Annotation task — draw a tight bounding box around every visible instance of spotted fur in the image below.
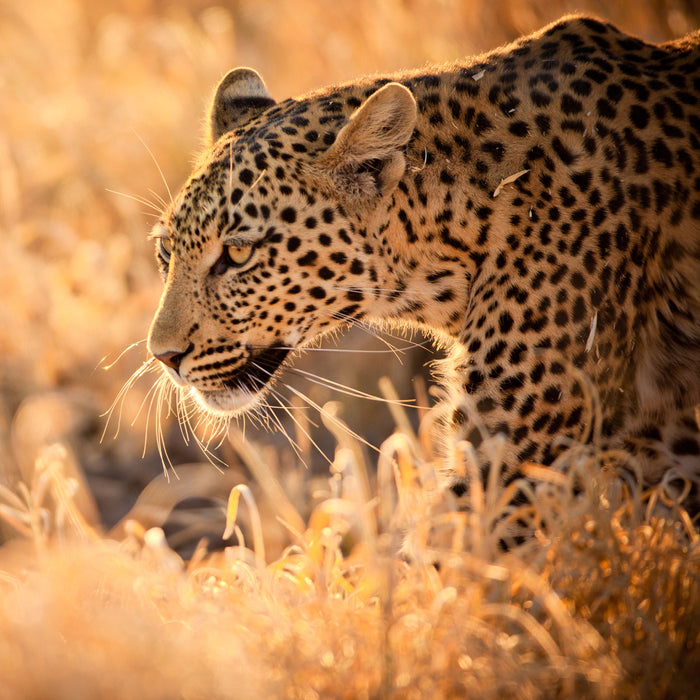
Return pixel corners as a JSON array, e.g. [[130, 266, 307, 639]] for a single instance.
[[148, 16, 700, 507]]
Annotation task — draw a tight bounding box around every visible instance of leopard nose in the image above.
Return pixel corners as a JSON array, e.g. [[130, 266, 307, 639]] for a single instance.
[[154, 344, 193, 373]]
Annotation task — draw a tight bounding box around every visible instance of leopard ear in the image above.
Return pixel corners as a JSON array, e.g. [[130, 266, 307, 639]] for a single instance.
[[209, 68, 276, 144], [319, 82, 417, 206]]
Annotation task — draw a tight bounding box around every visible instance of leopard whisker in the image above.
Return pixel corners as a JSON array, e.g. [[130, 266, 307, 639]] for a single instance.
[[179, 386, 208, 448], [242, 397, 271, 431], [335, 311, 424, 347], [177, 389, 228, 471], [249, 356, 381, 455], [284, 381, 380, 454], [147, 187, 169, 211], [150, 375, 178, 478], [99, 338, 148, 371], [283, 365, 417, 407], [249, 365, 333, 465], [244, 384, 311, 469], [246, 341, 429, 355], [138, 370, 172, 431], [265, 407, 309, 468], [105, 188, 164, 215], [200, 405, 233, 454], [218, 371, 310, 461], [133, 129, 173, 205], [101, 357, 159, 442], [160, 382, 180, 477], [330, 312, 420, 361]]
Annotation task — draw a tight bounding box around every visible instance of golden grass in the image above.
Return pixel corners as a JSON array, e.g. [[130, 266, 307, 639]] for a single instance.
[[2, 1, 700, 698], [0, 416, 698, 699]]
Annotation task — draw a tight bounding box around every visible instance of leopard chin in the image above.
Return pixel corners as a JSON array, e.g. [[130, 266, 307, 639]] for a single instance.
[[192, 386, 261, 415]]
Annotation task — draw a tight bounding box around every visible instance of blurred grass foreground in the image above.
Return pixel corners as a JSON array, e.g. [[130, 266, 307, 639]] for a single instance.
[[0, 1, 699, 698]]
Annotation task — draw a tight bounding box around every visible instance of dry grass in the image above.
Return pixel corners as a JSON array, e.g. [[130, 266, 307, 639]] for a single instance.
[[1, 1, 699, 698], [0, 421, 698, 699]]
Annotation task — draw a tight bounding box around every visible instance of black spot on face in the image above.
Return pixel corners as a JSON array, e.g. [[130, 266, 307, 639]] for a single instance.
[[350, 259, 364, 275], [309, 286, 326, 299], [281, 207, 297, 223], [297, 251, 318, 266]]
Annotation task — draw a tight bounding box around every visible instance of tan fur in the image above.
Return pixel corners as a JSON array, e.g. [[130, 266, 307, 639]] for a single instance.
[[149, 15, 700, 508]]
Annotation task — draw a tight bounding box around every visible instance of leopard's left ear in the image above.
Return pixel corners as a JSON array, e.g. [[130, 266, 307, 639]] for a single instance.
[[319, 82, 417, 207], [209, 68, 276, 144]]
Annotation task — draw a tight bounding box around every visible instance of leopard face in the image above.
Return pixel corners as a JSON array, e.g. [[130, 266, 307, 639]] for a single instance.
[[148, 74, 418, 414], [147, 16, 700, 502]]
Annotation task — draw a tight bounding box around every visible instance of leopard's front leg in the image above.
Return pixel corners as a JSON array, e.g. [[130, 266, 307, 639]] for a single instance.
[[442, 272, 597, 498]]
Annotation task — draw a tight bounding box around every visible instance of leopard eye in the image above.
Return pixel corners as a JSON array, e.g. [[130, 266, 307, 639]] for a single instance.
[[227, 244, 253, 266], [211, 244, 254, 275], [158, 235, 173, 262]]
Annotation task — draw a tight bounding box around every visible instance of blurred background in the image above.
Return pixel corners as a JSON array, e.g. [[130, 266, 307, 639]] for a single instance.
[[0, 0, 697, 542]]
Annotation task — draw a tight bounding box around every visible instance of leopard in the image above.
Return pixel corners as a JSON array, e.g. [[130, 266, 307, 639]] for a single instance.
[[146, 15, 700, 513]]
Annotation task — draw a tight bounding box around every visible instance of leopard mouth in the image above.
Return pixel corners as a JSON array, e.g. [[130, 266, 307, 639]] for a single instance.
[[221, 345, 291, 394], [193, 344, 291, 414]]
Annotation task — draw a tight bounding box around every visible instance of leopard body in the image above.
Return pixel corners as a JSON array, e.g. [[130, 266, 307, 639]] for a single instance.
[[148, 16, 700, 502]]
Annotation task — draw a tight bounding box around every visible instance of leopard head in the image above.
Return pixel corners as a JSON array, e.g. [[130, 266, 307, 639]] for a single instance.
[[147, 68, 416, 414]]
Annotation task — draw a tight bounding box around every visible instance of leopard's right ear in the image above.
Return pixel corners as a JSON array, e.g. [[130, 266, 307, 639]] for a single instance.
[[208, 68, 276, 144]]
